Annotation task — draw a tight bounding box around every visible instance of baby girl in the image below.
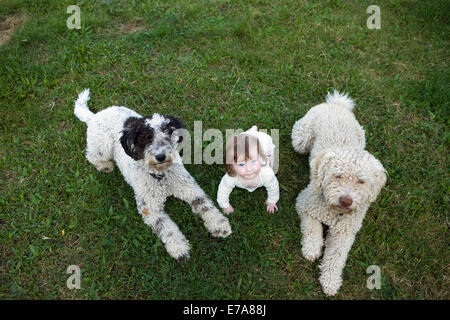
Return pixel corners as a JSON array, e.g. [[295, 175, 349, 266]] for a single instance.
[[217, 126, 279, 214]]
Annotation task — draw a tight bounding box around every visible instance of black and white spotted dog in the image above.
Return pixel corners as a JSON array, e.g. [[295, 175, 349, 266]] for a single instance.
[[74, 89, 232, 261]]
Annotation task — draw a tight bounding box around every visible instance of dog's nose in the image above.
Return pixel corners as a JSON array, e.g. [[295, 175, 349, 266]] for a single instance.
[[155, 153, 166, 162], [339, 195, 353, 208]]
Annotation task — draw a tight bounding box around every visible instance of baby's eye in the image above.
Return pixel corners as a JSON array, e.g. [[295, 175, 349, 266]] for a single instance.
[[239, 163, 245, 167]]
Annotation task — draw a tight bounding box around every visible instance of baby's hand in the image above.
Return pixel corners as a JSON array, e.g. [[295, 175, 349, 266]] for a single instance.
[[224, 206, 234, 215], [266, 202, 278, 214]]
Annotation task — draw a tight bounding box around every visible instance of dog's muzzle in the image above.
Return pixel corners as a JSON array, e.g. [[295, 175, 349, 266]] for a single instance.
[[331, 204, 353, 214], [330, 194, 354, 214], [148, 154, 173, 172]]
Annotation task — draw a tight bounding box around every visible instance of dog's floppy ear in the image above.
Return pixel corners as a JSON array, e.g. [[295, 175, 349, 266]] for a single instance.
[[166, 115, 185, 130], [368, 156, 387, 203], [120, 117, 144, 160], [166, 115, 185, 143], [310, 151, 335, 191]]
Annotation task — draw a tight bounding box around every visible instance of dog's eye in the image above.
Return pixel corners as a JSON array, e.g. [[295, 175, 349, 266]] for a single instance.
[[335, 175, 342, 179], [358, 179, 365, 184], [170, 132, 180, 143]]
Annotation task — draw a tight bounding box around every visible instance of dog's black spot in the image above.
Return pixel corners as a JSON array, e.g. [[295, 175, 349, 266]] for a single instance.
[[191, 197, 205, 207], [101, 167, 112, 173], [150, 173, 165, 181], [120, 117, 154, 160], [153, 217, 166, 236], [191, 197, 207, 212], [161, 115, 185, 143], [164, 115, 185, 132], [212, 229, 223, 236], [137, 199, 147, 209], [191, 198, 214, 213], [200, 206, 212, 213], [176, 254, 189, 263]]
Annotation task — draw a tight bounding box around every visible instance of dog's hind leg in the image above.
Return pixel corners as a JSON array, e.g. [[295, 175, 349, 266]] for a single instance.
[[291, 110, 316, 154], [136, 196, 190, 262], [85, 125, 115, 173]]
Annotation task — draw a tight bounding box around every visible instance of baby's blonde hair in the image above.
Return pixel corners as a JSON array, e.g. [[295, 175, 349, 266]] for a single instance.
[[224, 134, 267, 177]]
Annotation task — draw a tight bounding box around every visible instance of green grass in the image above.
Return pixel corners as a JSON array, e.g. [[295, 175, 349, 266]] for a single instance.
[[0, 0, 448, 299]]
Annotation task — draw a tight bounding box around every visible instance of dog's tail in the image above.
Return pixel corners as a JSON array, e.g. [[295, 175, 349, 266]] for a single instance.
[[325, 90, 354, 112], [74, 88, 94, 123]]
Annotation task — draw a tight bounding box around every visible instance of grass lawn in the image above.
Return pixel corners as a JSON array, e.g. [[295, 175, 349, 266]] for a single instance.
[[0, 0, 448, 299]]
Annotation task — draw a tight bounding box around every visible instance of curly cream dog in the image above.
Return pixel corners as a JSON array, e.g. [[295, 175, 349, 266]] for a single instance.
[[292, 91, 386, 296], [74, 89, 232, 262]]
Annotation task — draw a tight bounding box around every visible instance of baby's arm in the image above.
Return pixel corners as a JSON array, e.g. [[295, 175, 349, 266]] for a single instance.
[[263, 168, 280, 213], [217, 174, 236, 214]]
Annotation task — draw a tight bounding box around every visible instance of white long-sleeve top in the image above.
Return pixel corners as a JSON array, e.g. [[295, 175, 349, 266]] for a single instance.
[[217, 166, 280, 209]]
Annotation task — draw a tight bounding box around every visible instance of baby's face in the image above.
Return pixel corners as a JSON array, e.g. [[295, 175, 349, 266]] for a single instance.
[[233, 159, 262, 180]]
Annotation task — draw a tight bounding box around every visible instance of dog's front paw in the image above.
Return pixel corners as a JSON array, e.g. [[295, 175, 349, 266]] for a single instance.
[[302, 246, 321, 262], [165, 238, 191, 262], [175, 252, 190, 263], [301, 241, 323, 262], [319, 272, 342, 296], [206, 216, 232, 238]]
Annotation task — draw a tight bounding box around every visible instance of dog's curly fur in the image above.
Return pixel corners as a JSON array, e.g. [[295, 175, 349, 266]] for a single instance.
[[292, 91, 387, 296], [74, 89, 232, 262]]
